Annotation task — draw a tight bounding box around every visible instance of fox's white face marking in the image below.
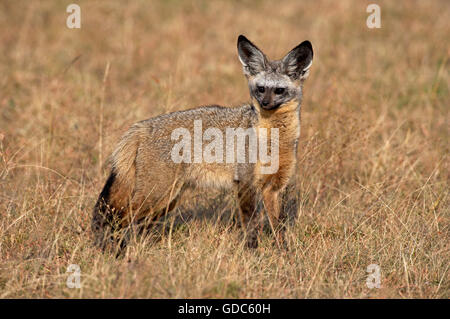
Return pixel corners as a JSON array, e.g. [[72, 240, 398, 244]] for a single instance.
[[237, 35, 313, 110]]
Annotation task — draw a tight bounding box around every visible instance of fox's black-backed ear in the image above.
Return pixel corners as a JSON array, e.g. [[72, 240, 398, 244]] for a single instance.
[[282, 40, 313, 80], [237, 35, 268, 76]]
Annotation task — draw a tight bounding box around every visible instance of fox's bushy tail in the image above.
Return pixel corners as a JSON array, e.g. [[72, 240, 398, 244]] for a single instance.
[[91, 126, 140, 249]]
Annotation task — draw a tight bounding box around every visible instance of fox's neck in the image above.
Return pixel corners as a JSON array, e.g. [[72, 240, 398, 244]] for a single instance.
[[253, 98, 301, 139], [251, 98, 301, 161]]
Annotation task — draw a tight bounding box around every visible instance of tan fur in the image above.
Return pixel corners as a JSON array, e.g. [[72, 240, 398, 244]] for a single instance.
[[92, 36, 313, 250], [94, 100, 300, 246], [256, 98, 300, 189]]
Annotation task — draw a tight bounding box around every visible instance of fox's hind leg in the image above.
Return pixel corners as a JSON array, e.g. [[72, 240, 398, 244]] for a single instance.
[[133, 183, 187, 237], [92, 171, 186, 255], [110, 183, 187, 256]]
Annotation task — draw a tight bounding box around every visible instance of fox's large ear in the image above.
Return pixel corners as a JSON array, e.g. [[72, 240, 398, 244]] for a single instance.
[[237, 35, 268, 76], [282, 40, 313, 80]]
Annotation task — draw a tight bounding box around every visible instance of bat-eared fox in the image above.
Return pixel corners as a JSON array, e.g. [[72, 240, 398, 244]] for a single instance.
[[92, 35, 313, 253]]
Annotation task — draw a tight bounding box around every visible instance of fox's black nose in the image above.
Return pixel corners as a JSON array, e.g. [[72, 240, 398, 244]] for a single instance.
[[262, 101, 269, 106]]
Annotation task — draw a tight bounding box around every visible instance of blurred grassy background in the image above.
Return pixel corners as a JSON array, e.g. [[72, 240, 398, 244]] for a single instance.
[[0, 0, 448, 298]]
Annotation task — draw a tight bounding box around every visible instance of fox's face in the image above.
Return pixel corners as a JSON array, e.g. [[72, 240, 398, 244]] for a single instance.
[[237, 35, 313, 110]]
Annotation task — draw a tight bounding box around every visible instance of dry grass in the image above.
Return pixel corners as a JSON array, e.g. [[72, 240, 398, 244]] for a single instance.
[[0, 0, 449, 298]]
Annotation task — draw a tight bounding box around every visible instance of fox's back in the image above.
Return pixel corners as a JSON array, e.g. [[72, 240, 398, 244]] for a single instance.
[[121, 104, 258, 191], [129, 104, 256, 158]]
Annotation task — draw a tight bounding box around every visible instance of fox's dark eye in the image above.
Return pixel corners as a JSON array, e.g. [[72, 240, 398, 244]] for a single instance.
[[257, 86, 265, 93], [274, 87, 285, 95]]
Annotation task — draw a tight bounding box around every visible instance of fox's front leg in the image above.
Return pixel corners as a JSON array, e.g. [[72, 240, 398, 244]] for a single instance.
[[237, 184, 262, 248], [262, 188, 286, 248]]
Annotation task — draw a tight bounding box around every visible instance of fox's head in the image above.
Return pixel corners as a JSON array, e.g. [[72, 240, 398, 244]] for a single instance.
[[237, 35, 313, 111]]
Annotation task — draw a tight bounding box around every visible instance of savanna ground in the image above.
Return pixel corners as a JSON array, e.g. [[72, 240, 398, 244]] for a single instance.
[[0, 0, 448, 298]]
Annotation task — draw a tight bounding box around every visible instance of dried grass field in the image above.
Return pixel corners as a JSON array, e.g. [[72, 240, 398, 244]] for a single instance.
[[0, 0, 448, 298]]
